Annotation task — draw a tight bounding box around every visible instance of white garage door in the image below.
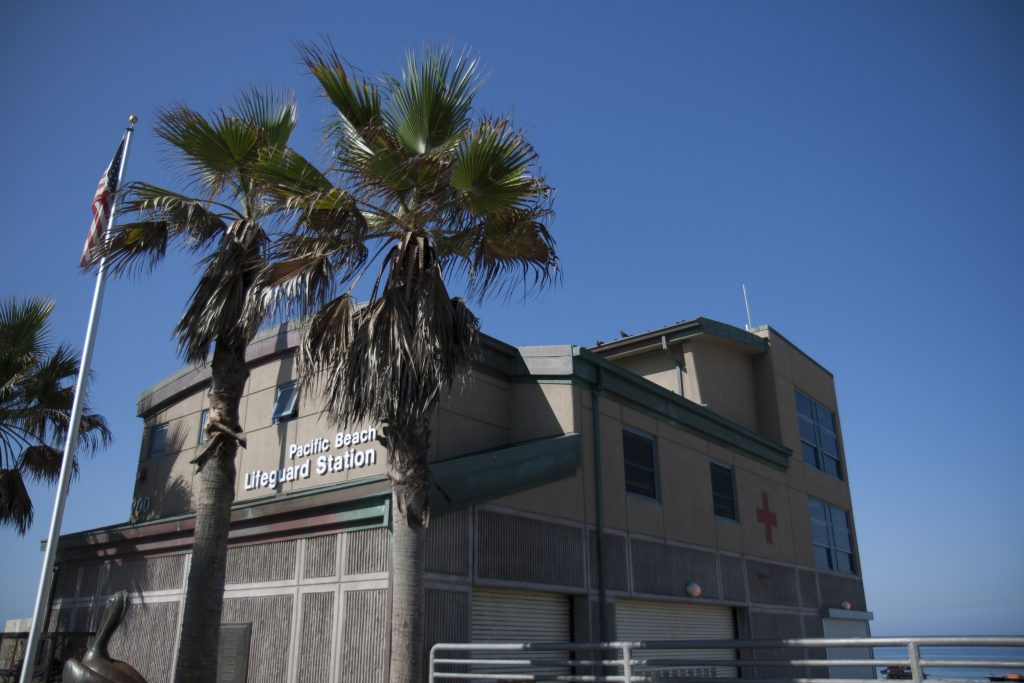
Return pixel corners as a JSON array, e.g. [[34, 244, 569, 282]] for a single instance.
[[471, 588, 571, 678], [823, 617, 873, 679], [616, 599, 737, 678]]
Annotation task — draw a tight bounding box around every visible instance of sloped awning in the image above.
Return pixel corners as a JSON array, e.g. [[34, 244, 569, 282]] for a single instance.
[[429, 433, 581, 515]]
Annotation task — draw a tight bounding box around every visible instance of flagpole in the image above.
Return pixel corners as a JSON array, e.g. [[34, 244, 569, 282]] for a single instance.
[[19, 115, 137, 683]]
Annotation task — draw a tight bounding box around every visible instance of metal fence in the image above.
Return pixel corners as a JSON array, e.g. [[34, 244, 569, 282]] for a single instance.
[[0, 632, 93, 683], [429, 636, 1024, 683]]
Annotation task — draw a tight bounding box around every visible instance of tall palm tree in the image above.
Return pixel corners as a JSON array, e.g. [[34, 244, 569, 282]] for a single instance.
[[94, 91, 332, 683], [0, 297, 111, 534], [258, 46, 558, 681]]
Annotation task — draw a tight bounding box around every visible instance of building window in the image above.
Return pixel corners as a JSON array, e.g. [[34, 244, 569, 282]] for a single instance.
[[197, 409, 209, 445], [271, 382, 299, 424], [623, 428, 657, 499], [148, 423, 168, 459], [809, 498, 856, 574], [795, 390, 842, 478], [710, 462, 737, 520]]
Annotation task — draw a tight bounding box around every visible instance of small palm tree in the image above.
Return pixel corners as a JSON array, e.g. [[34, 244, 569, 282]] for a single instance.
[[258, 45, 558, 681], [95, 90, 330, 683], [0, 297, 111, 534]]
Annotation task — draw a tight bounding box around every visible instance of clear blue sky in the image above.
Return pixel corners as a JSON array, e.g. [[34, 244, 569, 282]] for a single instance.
[[2, 1, 1021, 636]]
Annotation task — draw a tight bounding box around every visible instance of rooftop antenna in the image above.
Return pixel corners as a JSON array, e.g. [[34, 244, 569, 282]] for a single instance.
[[742, 284, 754, 331]]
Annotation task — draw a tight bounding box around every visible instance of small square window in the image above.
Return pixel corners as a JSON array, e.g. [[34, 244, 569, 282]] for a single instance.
[[271, 382, 299, 424], [623, 428, 657, 499], [148, 423, 168, 459], [197, 409, 209, 445], [710, 462, 737, 521]]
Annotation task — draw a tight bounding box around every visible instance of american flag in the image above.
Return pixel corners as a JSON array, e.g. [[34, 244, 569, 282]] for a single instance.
[[80, 137, 126, 267]]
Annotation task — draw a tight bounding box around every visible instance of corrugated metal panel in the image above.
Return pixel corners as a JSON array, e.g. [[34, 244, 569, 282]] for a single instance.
[[107, 600, 179, 683], [426, 509, 470, 576], [471, 588, 570, 678], [425, 589, 470, 675], [477, 510, 585, 587], [54, 566, 78, 599], [589, 531, 628, 592], [225, 540, 297, 584], [341, 589, 388, 683], [630, 539, 720, 599], [104, 554, 187, 593], [221, 594, 293, 683], [297, 592, 334, 683], [616, 599, 736, 678], [823, 618, 873, 679], [304, 534, 338, 579], [345, 528, 389, 575]]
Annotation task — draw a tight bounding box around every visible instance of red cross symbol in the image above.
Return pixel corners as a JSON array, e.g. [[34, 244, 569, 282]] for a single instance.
[[756, 492, 778, 544]]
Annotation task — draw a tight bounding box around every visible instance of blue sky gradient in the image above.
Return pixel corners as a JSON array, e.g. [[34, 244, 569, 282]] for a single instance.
[[1, 1, 1021, 635]]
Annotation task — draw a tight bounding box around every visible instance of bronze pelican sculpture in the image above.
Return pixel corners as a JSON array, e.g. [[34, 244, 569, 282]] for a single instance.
[[63, 591, 147, 683]]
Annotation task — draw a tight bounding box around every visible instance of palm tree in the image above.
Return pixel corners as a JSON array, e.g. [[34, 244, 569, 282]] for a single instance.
[[94, 91, 333, 683], [0, 297, 111, 534], [258, 46, 558, 681]]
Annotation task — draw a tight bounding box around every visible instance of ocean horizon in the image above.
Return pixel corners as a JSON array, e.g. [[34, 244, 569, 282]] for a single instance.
[[872, 646, 1024, 681]]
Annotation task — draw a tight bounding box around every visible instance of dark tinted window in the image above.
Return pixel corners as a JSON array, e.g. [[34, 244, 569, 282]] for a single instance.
[[710, 463, 737, 520], [148, 424, 168, 459], [623, 429, 657, 499]]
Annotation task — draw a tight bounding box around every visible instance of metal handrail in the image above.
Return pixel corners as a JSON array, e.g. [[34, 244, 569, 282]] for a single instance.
[[429, 636, 1024, 683]]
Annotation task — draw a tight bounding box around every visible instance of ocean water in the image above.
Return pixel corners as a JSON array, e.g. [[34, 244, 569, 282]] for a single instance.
[[873, 646, 1024, 681]]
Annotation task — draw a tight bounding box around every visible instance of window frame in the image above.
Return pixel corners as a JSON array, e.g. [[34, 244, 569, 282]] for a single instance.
[[147, 423, 168, 460], [622, 427, 659, 500], [197, 409, 209, 445], [271, 382, 299, 424], [795, 389, 843, 479], [709, 461, 738, 521], [808, 498, 856, 575]]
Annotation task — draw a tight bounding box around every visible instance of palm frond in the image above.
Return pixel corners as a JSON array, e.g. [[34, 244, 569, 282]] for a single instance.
[[96, 183, 232, 277], [385, 49, 479, 156], [18, 445, 76, 484], [300, 41, 382, 133], [0, 468, 32, 535], [450, 118, 537, 214], [175, 232, 268, 363], [232, 87, 298, 150]]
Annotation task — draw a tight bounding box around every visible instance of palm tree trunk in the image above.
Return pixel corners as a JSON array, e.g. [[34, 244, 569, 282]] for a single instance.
[[389, 490, 425, 682], [174, 342, 247, 683], [387, 422, 431, 683]]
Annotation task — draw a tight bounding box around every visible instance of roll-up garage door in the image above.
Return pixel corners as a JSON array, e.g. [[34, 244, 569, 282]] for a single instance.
[[615, 599, 737, 678], [823, 617, 873, 679], [471, 588, 571, 678]]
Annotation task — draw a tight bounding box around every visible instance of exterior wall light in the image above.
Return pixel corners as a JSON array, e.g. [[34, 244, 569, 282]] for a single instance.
[[686, 583, 702, 598]]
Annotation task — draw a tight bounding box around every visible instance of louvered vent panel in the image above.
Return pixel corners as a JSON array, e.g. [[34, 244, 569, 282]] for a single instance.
[[104, 554, 187, 593], [345, 527, 389, 575], [107, 600, 179, 683], [476, 510, 584, 587], [221, 594, 293, 683], [225, 540, 297, 584], [426, 509, 470, 576], [630, 538, 720, 599], [298, 592, 334, 683], [341, 589, 388, 683], [304, 535, 337, 579]]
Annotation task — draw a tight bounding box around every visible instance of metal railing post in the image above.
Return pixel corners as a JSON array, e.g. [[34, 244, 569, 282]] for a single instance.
[[622, 643, 633, 683], [908, 641, 925, 683]]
